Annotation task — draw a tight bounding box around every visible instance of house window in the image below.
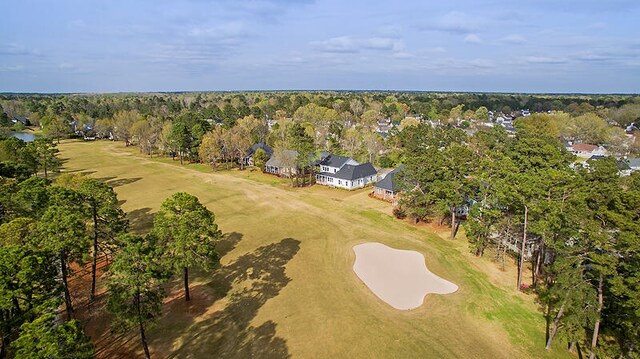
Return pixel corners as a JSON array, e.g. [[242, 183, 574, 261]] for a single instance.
[[338, 180, 342, 185]]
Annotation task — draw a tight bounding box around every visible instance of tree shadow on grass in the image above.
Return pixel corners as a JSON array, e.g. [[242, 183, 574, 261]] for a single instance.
[[127, 207, 154, 234], [160, 238, 301, 359], [217, 232, 243, 258], [78, 170, 97, 176], [94, 175, 117, 183], [106, 177, 142, 188]]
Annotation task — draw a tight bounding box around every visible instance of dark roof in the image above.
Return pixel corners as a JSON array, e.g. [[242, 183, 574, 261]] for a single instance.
[[331, 163, 377, 181], [374, 166, 405, 192], [12, 116, 29, 125], [312, 151, 330, 165], [318, 154, 353, 168], [617, 160, 631, 171], [587, 155, 606, 162], [247, 143, 273, 158]]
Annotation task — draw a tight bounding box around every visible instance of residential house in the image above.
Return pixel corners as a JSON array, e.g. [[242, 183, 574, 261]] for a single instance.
[[618, 157, 640, 176], [584, 155, 640, 176], [566, 143, 607, 158], [372, 166, 404, 205], [11, 116, 30, 126], [316, 154, 377, 190], [317, 154, 358, 174], [587, 155, 607, 163], [241, 143, 273, 167], [376, 118, 394, 134], [627, 157, 640, 172], [265, 150, 298, 176]]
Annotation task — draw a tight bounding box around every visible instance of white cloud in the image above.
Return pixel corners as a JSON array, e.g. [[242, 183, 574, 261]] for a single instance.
[[0, 43, 43, 57], [429, 47, 447, 53], [464, 34, 483, 44], [187, 21, 249, 43], [393, 52, 414, 59], [525, 56, 567, 64], [499, 34, 526, 44], [423, 11, 482, 34], [312, 36, 404, 54], [0, 65, 25, 72], [58, 63, 76, 70]]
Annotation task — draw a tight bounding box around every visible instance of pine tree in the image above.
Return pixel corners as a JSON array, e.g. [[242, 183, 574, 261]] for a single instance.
[[76, 178, 128, 302], [11, 311, 94, 359], [153, 192, 221, 301], [36, 187, 90, 320], [107, 233, 169, 359]]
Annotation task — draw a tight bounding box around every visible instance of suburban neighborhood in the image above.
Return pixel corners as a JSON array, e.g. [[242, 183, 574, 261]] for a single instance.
[[2, 0, 640, 356]]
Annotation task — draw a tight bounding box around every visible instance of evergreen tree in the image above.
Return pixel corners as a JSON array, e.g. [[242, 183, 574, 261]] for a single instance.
[[27, 139, 60, 179], [36, 187, 90, 320], [11, 311, 94, 359], [0, 245, 60, 357], [153, 192, 221, 301], [76, 178, 128, 302], [107, 233, 169, 359], [253, 148, 268, 171]]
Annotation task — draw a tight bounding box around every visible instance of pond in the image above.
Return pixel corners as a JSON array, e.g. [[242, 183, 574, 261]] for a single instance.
[[10, 132, 39, 142]]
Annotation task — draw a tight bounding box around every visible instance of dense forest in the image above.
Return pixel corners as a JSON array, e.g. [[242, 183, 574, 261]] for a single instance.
[[1, 91, 639, 358]]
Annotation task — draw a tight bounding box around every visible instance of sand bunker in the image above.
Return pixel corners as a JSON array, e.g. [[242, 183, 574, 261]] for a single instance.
[[353, 242, 458, 310]]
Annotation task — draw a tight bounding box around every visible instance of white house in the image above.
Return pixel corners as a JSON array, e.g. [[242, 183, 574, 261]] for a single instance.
[[317, 154, 359, 174], [316, 154, 377, 190]]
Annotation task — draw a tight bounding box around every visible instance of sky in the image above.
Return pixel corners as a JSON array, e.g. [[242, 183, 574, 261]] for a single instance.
[[1, 0, 639, 93]]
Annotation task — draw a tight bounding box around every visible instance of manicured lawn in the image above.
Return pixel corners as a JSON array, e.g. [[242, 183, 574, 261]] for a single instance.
[[59, 140, 570, 359]]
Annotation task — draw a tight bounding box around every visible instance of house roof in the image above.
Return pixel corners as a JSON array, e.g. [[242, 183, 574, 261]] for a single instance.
[[374, 165, 405, 192], [11, 116, 29, 124], [572, 143, 598, 152], [330, 163, 377, 181], [265, 150, 297, 168], [587, 155, 607, 162], [247, 143, 273, 158], [627, 158, 640, 168], [617, 160, 631, 171], [318, 154, 355, 168]]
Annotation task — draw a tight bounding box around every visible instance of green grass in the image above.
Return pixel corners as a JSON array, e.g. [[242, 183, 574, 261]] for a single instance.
[[58, 140, 571, 359]]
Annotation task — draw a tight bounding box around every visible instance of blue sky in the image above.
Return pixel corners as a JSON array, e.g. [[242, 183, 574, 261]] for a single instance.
[[1, 0, 639, 93]]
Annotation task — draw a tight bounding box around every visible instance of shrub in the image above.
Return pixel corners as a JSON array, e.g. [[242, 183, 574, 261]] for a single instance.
[[378, 155, 395, 168], [392, 206, 407, 219]]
